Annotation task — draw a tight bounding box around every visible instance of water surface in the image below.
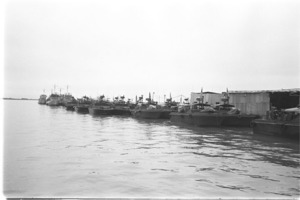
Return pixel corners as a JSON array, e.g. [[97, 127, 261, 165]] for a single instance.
[[3, 100, 300, 198]]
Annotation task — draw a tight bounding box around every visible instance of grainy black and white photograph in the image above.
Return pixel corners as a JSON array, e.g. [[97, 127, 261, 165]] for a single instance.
[[2, 0, 300, 199]]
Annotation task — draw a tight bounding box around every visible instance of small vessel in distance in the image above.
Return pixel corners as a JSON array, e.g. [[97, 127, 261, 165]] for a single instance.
[[88, 95, 114, 115], [252, 106, 300, 139], [170, 89, 259, 127], [38, 93, 47, 105], [46, 93, 60, 106], [74, 96, 92, 113]]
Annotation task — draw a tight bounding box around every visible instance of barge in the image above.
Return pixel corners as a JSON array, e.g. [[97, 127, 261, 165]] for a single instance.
[[252, 107, 299, 139], [170, 89, 259, 127], [170, 111, 258, 127]]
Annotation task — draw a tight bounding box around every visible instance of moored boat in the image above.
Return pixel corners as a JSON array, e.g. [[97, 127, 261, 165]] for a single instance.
[[170, 89, 259, 127], [159, 94, 179, 119], [131, 93, 172, 119], [74, 96, 92, 113], [46, 93, 60, 106], [252, 106, 300, 139], [170, 111, 258, 127], [66, 102, 77, 111], [65, 97, 77, 111], [38, 94, 47, 105], [131, 108, 163, 119], [60, 93, 75, 107], [111, 96, 131, 115], [88, 95, 114, 115]]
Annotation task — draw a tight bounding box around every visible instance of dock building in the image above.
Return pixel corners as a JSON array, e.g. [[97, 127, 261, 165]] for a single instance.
[[190, 89, 300, 117]]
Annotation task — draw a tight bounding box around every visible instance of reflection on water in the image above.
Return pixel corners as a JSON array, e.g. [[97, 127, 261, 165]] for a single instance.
[[3, 101, 300, 198]]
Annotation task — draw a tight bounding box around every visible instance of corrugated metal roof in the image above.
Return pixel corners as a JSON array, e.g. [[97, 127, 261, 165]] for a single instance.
[[228, 88, 300, 94], [191, 91, 220, 94]]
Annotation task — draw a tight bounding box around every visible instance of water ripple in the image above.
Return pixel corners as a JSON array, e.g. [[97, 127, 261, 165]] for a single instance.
[[4, 101, 300, 198]]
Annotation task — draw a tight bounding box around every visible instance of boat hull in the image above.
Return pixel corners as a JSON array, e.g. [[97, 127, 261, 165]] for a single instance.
[[88, 107, 114, 115], [61, 95, 75, 107], [112, 109, 131, 115], [65, 102, 77, 111], [131, 110, 164, 119], [160, 110, 171, 119], [170, 112, 258, 127], [66, 105, 75, 111], [38, 95, 47, 105], [46, 100, 60, 106], [75, 105, 90, 113], [38, 100, 47, 105], [252, 119, 299, 139]]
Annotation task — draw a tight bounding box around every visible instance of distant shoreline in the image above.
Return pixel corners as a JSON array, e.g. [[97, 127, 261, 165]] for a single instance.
[[3, 98, 38, 101]]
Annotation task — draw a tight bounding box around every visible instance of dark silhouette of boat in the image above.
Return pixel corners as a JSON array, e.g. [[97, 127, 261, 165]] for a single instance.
[[73, 96, 91, 113], [65, 99, 77, 111], [38, 93, 47, 105], [111, 96, 131, 115], [159, 94, 179, 119], [88, 95, 114, 115], [170, 89, 259, 127], [131, 93, 174, 119], [46, 93, 60, 106], [252, 106, 300, 139], [60, 93, 75, 107], [66, 104, 76, 111]]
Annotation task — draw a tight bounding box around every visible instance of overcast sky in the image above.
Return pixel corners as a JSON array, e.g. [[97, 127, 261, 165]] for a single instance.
[[4, 0, 299, 101]]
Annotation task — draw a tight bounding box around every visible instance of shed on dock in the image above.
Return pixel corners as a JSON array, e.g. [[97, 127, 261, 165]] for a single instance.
[[228, 91, 270, 116], [191, 89, 300, 117], [229, 89, 300, 117]]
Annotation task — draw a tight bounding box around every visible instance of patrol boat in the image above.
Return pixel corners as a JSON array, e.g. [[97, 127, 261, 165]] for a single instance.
[[88, 95, 114, 115], [131, 93, 171, 119], [170, 89, 259, 127]]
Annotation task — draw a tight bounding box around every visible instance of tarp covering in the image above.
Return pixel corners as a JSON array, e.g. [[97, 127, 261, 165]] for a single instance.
[[284, 107, 300, 113]]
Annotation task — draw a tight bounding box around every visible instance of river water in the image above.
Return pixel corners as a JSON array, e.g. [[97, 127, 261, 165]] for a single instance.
[[3, 100, 300, 198]]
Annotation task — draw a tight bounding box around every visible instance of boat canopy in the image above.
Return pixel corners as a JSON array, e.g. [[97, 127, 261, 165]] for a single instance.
[[284, 107, 300, 113], [215, 104, 235, 108]]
